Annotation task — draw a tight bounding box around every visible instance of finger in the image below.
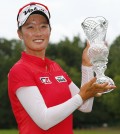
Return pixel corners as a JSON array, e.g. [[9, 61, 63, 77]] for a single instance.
[[102, 84, 116, 89], [108, 85, 116, 89], [95, 93, 102, 97], [103, 85, 116, 92], [96, 82, 116, 89], [89, 77, 97, 86], [97, 84, 116, 93], [92, 83, 109, 93], [91, 79, 107, 88], [96, 82, 109, 89], [86, 41, 90, 47]]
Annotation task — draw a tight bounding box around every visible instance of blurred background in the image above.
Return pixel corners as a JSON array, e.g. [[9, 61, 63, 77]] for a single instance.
[[0, 0, 120, 132]]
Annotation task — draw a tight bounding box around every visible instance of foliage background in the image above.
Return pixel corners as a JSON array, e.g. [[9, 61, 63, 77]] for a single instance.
[[0, 35, 120, 129]]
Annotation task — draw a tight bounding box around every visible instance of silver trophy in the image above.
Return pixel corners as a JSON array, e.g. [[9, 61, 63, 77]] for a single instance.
[[81, 16, 114, 93]]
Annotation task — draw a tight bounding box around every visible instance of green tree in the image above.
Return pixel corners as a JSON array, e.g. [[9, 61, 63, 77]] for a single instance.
[[0, 38, 23, 128]]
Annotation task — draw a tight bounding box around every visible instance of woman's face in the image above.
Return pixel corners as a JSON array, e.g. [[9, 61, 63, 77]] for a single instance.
[[18, 14, 51, 57]]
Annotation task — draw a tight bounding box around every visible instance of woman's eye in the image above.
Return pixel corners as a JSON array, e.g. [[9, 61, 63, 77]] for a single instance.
[[27, 26, 34, 29], [41, 25, 46, 28], [42, 25, 46, 28], [41, 24, 48, 28]]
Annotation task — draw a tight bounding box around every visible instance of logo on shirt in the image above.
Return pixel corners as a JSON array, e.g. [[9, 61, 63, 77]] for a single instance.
[[40, 77, 52, 84], [55, 76, 67, 83]]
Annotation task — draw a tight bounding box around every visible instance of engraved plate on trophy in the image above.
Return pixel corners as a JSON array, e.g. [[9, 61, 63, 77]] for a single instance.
[[81, 16, 114, 93]]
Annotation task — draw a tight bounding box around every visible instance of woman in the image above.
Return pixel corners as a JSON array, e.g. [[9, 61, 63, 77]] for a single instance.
[[8, 2, 116, 134]]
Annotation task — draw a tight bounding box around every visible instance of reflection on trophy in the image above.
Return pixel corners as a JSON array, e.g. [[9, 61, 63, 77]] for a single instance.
[[81, 16, 114, 93]]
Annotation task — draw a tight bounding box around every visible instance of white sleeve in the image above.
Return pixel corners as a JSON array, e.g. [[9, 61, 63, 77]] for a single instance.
[[81, 65, 94, 86], [69, 65, 94, 112], [16, 86, 83, 130]]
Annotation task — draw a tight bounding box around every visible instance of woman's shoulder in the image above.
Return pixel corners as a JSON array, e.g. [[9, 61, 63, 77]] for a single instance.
[[46, 58, 59, 66], [46, 58, 64, 72], [9, 59, 30, 75]]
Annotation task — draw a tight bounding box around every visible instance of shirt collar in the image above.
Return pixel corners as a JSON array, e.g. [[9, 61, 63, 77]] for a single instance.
[[21, 51, 49, 68]]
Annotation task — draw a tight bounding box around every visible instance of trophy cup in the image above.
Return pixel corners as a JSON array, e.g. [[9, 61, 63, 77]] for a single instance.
[[81, 16, 114, 93]]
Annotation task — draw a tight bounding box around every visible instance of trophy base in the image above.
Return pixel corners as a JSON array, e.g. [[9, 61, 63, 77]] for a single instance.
[[96, 76, 114, 94]]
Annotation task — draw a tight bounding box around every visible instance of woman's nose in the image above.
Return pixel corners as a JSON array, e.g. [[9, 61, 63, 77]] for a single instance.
[[35, 27, 42, 36]]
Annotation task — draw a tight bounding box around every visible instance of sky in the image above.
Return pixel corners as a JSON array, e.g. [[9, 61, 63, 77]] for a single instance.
[[0, 0, 120, 44]]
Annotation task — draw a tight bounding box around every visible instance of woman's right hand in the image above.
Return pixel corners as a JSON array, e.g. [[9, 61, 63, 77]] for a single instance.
[[79, 77, 116, 101]]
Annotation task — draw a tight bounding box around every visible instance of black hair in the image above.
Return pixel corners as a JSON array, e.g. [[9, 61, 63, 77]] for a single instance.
[[30, 11, 50, 24]]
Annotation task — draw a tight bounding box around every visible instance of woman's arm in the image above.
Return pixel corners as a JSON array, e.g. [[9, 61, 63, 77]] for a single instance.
[[16, 86, 83, 130], [69, 65, 94, 113]]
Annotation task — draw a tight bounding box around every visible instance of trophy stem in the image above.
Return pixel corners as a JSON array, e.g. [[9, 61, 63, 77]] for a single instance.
[[93, 63, 107, 78]]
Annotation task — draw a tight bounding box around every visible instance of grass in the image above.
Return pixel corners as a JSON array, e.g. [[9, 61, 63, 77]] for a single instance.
[[0, 128, 120, 134], [0, 129, 18, 134], [74, 127, 120, 134]]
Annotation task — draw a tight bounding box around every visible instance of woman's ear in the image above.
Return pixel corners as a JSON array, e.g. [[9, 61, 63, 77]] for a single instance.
[[17, 29, 23, 40]]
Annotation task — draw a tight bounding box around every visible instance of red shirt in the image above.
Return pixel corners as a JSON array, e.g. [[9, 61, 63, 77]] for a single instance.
[[8, 52, 73, 134]]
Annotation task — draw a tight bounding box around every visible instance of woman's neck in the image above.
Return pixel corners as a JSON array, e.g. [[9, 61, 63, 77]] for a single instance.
[[25, 50, 46, 59]]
